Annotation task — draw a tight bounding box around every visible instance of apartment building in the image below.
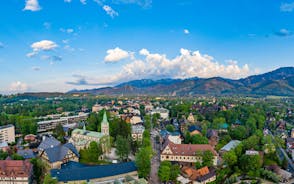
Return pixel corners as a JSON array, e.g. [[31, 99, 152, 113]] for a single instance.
[[0, 124, 15, 143]]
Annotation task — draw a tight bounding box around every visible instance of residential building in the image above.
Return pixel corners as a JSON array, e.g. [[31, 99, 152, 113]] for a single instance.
[[0, 160, 33, 184], [130, 116, 143, 125], [182, 166, 216, 184], [160, 141, 218, 166], [167, 135, 181, 144], [188, 125, 202, 136], [219, 140, 241, 155], [17, 149, 36, 159], [151, 107, 169, 119], [0, 124, 15, 143], [51, 161, 138, 183], [131, 124, 145, 141], [37, 113, 88, 133], [0, 141, 9, 152], [187, 113, 195, 123], [92, 104, 104, 112], [38, 136, 79, 169], [69, 111, 109, 151]]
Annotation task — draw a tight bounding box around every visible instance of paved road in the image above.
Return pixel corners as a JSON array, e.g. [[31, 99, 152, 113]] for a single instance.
[[149, 129, 160, 184], [268, 130, 294, 173]]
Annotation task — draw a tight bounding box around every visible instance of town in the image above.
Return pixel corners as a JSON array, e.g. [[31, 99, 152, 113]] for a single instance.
[[0, 95, 293, 184]]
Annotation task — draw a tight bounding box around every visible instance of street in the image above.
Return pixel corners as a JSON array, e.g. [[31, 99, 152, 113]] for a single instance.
[[149, 129, 160, 184]]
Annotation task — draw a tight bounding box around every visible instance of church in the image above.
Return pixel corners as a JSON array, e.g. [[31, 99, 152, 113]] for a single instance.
[[69, 111, 110, 151]]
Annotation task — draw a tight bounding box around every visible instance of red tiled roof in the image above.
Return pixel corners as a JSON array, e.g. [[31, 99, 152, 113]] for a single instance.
[[162, 141, 217, 156], [0, 160, 32, 178]]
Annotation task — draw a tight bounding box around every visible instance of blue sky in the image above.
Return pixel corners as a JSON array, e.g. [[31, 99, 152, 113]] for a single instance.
[[0, 0, 294, 93]]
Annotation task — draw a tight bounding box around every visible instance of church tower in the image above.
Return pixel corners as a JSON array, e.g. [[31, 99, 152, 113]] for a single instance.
[[101, 111, 109, 136]]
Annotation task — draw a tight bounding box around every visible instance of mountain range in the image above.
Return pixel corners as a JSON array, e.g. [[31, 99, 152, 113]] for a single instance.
[[69, 67, 294, 96]]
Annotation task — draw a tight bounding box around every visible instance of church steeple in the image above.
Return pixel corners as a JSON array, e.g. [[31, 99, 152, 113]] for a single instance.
[[101, 110, 109, 136]]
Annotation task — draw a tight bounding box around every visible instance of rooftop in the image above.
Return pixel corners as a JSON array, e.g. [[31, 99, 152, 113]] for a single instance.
[[220, 140, 241, 152], [51, 161, 137, 182], [0, 124, 14, 130]]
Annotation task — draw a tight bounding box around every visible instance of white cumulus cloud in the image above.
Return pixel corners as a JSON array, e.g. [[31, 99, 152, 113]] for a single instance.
[[23, 0, 41, 11], [31, 40, 58, 52], [103, 5, 119, 18], [96, 48, 253, 85], [9, 81, 29, 92], [27, 40, 58, 58], [104, 47, 130, 62]]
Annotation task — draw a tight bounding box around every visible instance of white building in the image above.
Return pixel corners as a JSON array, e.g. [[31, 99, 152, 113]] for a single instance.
[[131, 124, 145, 141], [151, 107, 169, 119], [167, 135, 181, 144], [0, 124, 15, 144], [130, 116, 143, 125]]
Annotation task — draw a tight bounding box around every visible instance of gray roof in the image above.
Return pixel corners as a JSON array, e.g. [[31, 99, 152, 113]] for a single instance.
[[44, 143, 79, 163], [0, 124, 14, 130], [220, 140, 241, 152], [38, 136, 60, 150], [17, 149, 36, 159]]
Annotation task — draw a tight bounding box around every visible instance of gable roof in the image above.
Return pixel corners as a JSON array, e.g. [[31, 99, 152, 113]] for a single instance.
[[162, 141, 217, 156], [220, 140, 241, 152], [188, 125, 202, 133], [51, 161, 137, 182], [38, 136, 60, 150], [43, 143, 79, 163], [0, 160, 32, 178]]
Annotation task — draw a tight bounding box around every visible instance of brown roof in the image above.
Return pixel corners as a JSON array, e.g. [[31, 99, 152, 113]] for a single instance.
[[162, 141, 217, 156], [182, 166, 212, 181], [0, 160, 32, 178]]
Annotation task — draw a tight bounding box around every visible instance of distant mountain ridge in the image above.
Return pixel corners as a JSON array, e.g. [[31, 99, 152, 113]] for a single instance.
[[68, 67, 294, 96]]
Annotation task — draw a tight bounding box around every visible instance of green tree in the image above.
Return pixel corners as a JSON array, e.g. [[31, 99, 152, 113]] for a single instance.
[[31, 158, 46, 184], [201, 150, 214, 167], [229, 126, 247, 140], [135, 147, 152, 178], [158, 161, 171, 182], [43, 174, 58, 184], [88, 141, 102, 162], [0, 150, 8, 160], [166, 124, 175, 132], [170, 164, 180, 182], [240, 155, 262, 174], [53, 123, 65, 143], [115, 135, 130, 161], [11, 153, 24, 160], [191, 134, 209, 144], [223, 151, 237, 167]]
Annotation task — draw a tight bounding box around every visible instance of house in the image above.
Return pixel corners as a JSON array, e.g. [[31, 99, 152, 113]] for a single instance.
[[17, 149, 36, 159], [167, 134, 182, 144], [151, 107, 169, 119], [69, 111, 110, 151], [51, 161, 138, 183], [0, 124, 15, 143], [219, 140, 241, 155], [206, 130, 218, 148], [160, 141, 218, 166], [187, 113, 195, 123], [24, 134, 37, 142], [182, 166, 216, 184], [131, 124, 145, 141], [130, 116, 143, 125], [188, 125, 202, 136], [38, 136, 79, 169], [0, 160, 33, 184], [0, 141, 9, 152]]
